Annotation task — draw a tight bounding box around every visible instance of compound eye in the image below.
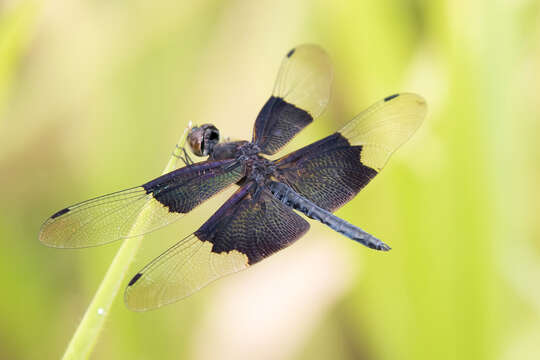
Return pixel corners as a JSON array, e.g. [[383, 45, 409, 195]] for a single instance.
[[187, 124, 220, 157]]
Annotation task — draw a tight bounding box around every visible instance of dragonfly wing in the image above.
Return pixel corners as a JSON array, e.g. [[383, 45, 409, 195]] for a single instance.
[[39, 160, 245, 248], [252, 44, 333, 155], [277, 93, 427, 211], [125, 184, 309, 311]]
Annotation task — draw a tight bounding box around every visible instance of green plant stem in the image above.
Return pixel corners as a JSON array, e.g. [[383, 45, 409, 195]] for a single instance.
[[62, 128, 191, 360]]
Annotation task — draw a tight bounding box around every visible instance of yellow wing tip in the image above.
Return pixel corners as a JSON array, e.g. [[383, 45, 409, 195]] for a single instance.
[[385, 93, 428, 127], [38, 221, 58, 248], [394, 92, 428, 110]]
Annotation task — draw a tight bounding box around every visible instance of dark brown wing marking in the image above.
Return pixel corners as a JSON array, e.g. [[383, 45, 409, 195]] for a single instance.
[[277, 133, 377, 212], [195, 183, 310, 264]]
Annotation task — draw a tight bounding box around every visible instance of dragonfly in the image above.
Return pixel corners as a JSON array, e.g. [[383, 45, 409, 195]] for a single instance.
[[39, 45, 426, 311]]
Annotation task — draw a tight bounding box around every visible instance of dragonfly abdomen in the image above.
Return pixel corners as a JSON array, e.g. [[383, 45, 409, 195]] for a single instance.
[[268, 181, 390, 251]]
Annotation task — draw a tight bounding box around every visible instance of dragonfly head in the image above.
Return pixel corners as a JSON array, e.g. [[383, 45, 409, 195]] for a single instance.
[[187, 124, 220, 157]]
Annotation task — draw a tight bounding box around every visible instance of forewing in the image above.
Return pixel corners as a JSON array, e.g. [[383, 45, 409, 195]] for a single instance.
[[253, 44, 333, 155], [124, 184, 309, 311], [39, 160, 245, 248], [277, 93, 426, 211]]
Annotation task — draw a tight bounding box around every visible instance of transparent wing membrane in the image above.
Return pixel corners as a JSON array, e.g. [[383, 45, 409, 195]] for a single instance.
[[273, 44, 333, 119], [39, 187, 181, 248], [339, 93, 427, 171], [124, 234, 249, 311]]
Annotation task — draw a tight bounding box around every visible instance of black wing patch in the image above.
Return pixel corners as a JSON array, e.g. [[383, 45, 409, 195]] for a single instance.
[[277, 133, 377, 212], [195, 183, 310, 264], [253, 96, 313, 155]]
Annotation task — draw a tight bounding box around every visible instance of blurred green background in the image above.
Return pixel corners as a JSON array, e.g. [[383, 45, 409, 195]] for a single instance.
[[2, 0, 540, 359]]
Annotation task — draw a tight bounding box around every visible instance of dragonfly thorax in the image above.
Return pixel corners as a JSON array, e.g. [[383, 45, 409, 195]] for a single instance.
[[211, 141, 276, 183]]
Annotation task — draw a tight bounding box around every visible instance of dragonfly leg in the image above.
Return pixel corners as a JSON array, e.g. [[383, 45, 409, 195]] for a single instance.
[[170, 146, 194, 167]]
